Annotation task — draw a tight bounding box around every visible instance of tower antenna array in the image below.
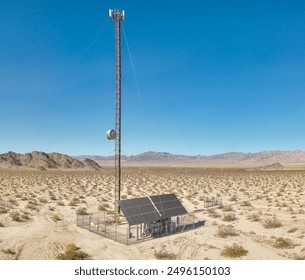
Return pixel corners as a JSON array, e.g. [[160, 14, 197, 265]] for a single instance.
[[106, 9, 125, 222]]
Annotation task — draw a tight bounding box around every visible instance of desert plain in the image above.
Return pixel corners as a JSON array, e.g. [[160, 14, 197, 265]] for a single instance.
[[1, 164, 305, 260]]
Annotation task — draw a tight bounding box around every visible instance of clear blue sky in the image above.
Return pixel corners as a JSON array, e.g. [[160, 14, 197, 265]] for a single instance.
[[1, 0, 305, 156]]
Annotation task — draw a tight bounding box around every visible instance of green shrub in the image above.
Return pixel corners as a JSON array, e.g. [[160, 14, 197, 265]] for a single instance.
[[65, 243, 78, 252], [56, 244, 89, 260], [263, 217, 282, 229], [207, 208, 221, 218], [222, 206, 233, 212], [28, 199, 38, 205], [273, 237, 293, 248], [248, 213, 261, 222], [229, 195, 238, 202], [77, 207, 88, 215], [221, 243, 248, 258], [21, 213, 30, 220], [0, 207, 8, 214], [154, 251, 176, 260], [98, 203, 109, 211], [39, 198, 48, 203], [293, 254, 305, 260], [52, 215, 61, 222], [241, 201, 252, 207], [49, 193, 57, 201], [69, 198, 79, 206], [216, 226, 239, 238], [8, 199, 18, 206], [26, 203, 37, 210], [222, 213, 237, 222], [2, 248, 16, 255], [10, 212, 22, 222], [287, 227, 297, 233]]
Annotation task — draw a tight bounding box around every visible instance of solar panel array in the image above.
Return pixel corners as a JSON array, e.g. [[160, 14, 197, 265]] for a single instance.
[[118, 197, 161, 226], [119, 194, 188, 226], [150, 194, 188, 218]]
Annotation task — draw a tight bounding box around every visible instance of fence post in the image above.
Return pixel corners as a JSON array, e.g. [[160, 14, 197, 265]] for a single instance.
[[115, 224, 117, 241], [89, 214, 92, 231]]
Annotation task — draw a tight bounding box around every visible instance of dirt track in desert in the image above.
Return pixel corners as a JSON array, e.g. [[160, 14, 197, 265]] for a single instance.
[[0, 167, 305, 260]]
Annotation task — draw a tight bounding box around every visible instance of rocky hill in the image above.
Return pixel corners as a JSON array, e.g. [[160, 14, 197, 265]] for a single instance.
[[76, 150, 305, 163], [0, 151, 102, 170], [247, 163, 285, 171]]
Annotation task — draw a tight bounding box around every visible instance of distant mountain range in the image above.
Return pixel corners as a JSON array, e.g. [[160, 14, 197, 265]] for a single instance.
[[0, 151, 102, 170], [75, 150, 305, 163], [1, 150, 305, 171]]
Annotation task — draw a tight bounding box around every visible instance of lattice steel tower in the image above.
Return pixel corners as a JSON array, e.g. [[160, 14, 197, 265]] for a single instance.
[[106, 9, 125, 222]]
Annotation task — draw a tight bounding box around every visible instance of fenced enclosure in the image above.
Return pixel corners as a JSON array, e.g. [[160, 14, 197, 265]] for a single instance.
[[77, 212, 133, 245], [77, 211, 201, 245], [204, 198, 222, 208], [0, 199, 14, 209]]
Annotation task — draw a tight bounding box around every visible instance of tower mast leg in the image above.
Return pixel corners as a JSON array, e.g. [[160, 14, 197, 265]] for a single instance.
[[109, 9, 125, 223]]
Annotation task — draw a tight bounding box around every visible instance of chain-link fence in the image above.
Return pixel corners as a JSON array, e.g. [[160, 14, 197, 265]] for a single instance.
[[77, 212, 201, 245], [77, 212, 132, 245], [204, 198, 222, 208]]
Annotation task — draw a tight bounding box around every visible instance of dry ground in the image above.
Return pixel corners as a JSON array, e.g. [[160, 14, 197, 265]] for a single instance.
[[0, 167, 305, 260]]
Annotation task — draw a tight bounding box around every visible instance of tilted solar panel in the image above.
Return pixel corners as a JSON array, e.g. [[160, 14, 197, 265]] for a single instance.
[[119, 194, 188, 225], [118, 197, 161, 226], [150, 194, 187, 218]]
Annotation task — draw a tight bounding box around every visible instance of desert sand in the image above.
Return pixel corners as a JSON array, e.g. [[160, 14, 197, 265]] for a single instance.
[[0, 166, 305, 260]]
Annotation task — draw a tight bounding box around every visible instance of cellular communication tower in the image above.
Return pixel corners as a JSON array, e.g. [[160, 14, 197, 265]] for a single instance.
[[76, 9, 202, 243], [106, 9, 125, 222]]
